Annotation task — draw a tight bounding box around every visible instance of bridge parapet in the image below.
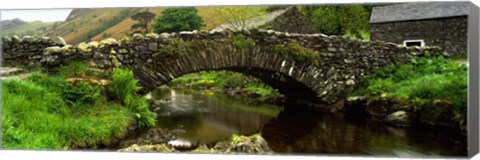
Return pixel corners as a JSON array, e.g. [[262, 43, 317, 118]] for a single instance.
[[1, 30, 443, 103]]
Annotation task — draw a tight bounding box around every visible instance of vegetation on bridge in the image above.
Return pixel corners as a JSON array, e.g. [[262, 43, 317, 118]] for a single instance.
[[273, 40, 320, 63], [2, 62, 156, 149]]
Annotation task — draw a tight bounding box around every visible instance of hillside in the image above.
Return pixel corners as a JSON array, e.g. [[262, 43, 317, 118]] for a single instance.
[[0, 18, 27, 31], [44, 8, 132, 44], [1, 20, 56, 37], [43, 6, 266, 44]]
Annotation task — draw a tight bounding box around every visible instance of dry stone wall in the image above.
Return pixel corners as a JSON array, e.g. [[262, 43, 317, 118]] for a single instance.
[[1, 29, 443, 104], [371, 16, 467, 56]]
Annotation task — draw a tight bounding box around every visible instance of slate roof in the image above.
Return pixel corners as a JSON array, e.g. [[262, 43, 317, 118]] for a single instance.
[[370, 1, 469, 23]]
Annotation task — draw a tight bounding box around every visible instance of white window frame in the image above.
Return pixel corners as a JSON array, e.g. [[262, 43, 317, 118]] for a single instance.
[[403, 39, 425, 47]]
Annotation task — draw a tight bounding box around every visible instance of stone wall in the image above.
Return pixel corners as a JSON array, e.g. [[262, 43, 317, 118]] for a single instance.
[[1, 29, 442, 104], [1, 35, 66, 67], [371, 16, 467, 56], [260, 7, 320, 34]]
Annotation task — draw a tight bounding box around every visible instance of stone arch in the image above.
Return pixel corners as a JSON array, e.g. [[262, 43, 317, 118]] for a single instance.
[[126, 44, 325, 102], [134, 66, 321, 102]]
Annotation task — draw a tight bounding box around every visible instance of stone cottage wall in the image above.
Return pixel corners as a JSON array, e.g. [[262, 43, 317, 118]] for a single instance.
[[371, 16, 468, 56]]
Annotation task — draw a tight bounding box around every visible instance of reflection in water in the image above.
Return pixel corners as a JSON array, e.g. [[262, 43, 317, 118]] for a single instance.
[[145, 88, 466, 157], [150, 88, 280, 144], [261, 103, 467, 157]]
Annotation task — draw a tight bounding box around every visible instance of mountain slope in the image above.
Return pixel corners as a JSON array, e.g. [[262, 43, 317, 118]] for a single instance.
[[1, 20, 56, 37], [41, 6, 268, 44], [44, 8, 132, 44]]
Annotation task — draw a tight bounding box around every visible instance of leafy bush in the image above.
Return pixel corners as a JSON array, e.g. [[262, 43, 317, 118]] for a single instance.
[[108, 68, 141, 101], [108, 68, 156, 128], [124, 95, 156, 127], [299, 5, 370, 37], [62, 81, 102, 105], [152, 7, 205, 33]]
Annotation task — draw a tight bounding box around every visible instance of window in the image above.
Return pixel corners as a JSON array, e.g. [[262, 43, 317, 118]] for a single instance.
[[403, 40, 425, 47]]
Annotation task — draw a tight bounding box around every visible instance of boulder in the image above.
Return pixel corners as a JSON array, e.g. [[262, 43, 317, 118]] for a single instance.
[[118, 144, 177, 152], [344, 96, 367, 114], [77, 42, 91, 53], [88, 41, 99, 48], [167, 139, 199, 151], [418, 99, 457, 128], [11, 35, 22, 43], [100, 38, 118, 46], [146, 33, 160, 39], [385, 111, 415, 127], [22, 36, 35, 43], [43, 46, 62, 55], [225, 134, 273, 154], [52, 36, 67, 46]]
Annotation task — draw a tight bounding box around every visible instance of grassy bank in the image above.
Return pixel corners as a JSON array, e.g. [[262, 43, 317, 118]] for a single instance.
[[169, 70, 283, 101], [2, 63, 156, 149], [350, 56, 467, 126]]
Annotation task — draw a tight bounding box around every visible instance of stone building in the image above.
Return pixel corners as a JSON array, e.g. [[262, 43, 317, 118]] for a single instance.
[[370, 2, 469, 56]]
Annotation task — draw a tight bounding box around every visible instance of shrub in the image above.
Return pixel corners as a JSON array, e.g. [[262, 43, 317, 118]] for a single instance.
[[62, 81, 102, 105], [154, 38, 192, 58], [152, 7, 205, 33], [124, 95, 156, 127], [299, 5, 370, 37], [232, 35, 254, 50], [108, 68, 141, 101], [108, 68, 156, 128], [273, 41, 320, 62]]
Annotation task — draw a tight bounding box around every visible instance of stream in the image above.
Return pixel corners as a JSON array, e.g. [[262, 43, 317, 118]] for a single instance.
[[121, 88, 467, 157]]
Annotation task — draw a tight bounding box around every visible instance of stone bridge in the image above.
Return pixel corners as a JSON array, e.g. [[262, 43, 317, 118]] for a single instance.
[[1, 29, 443, 103]]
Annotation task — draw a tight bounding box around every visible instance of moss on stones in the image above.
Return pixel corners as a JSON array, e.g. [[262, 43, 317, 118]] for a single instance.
[[273, 41, 320, 63], [231, 35, 255, 51]]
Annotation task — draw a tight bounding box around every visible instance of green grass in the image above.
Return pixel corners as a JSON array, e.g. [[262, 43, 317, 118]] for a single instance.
[[351, 56, 467, 114], [170, 70, 283, 100], [448, 55, 468, 61], [2, 64, 156, 149], [57, 61, 90, 77]]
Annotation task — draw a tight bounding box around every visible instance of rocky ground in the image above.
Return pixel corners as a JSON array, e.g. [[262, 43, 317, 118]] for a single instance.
[[118, 133, 273, 154], [345, 96, 466, 131]]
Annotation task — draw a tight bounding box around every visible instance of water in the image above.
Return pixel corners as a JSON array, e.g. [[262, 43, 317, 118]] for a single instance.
[[141, 88, 467, 157]]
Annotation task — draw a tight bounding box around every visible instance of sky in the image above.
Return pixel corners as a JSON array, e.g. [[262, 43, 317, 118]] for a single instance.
[[1, 9, 72, 22]]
